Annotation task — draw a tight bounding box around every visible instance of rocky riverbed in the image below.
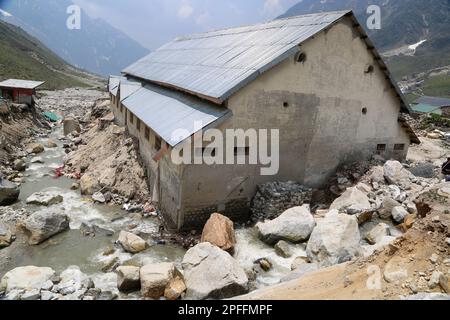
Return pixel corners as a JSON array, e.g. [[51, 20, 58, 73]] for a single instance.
[[0, 88, 449, 300]]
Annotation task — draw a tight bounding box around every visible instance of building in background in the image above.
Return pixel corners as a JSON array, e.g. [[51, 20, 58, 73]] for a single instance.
[[0, 79, 44, 105], [411, 96, 450, 117]]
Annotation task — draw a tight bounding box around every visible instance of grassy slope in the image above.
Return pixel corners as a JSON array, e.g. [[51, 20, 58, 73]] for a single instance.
[[0, 20, 89, 89]]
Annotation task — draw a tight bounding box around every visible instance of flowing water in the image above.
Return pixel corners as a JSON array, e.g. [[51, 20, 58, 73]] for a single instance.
[[1, 124, 301, 294]]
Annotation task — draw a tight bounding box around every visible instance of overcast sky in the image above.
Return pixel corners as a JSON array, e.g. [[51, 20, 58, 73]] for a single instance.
[[73, 0, 299, 50]]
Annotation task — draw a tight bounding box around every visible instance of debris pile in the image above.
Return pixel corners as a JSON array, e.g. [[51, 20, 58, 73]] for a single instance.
[[251, 182, 312, 221]]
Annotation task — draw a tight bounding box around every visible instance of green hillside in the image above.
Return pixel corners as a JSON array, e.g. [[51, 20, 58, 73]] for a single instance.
[[0, 20, 91, 89]]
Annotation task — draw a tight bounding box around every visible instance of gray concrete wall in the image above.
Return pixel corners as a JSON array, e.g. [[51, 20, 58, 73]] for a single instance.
[[176, 17, 411, 229]]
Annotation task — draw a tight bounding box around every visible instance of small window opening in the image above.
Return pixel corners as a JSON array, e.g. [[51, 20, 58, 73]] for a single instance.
[[120, 105, 123, 113], [362, 107, 368, 115], [145, 127, 150, 140], [137, 118, 141, 131], [394, 144, 405, 151], [130, 112, 134, 124], [155, 136, 162, 151], [296, 52, 307, 63], [365, 64, 374, 74], [377, 144, 386, 151], [283, 102, 289, 108]]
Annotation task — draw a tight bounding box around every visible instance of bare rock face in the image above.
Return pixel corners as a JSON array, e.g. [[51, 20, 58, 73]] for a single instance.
[[22, 210, 70, 245], [118, 231, 147, 254], [0, 179, 20, 206], [256, 205, 316, 245], [63, 117, 81, 136], [0, 266, 56, 293], [140, 263, 183, 299], [182, 242, 248, 300], [306, 211, 361, 267], [116, 266, 140, 292], [201, 213, 236, 253], [330, 187, 371, 214]]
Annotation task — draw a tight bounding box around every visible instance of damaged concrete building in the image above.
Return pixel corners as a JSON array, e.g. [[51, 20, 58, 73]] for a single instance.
[[109, 10, 419, 230]]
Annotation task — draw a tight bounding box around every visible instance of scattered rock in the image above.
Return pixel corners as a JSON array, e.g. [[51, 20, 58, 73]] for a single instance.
[[256, 258, 273, 272], [428, 271, 445, 290], [63, 117, 81, 136], [402, 293, 450, 300], [274, 240, 293, 258], [13, 159, 26, 171], [0, 179, 20, 206], [92, 192, 106, 204], [30, 156, 44, 164], [70, 183, 80, 190], [201, 213, 236, 253], [0, 222, 14, 247], [0, 266, 55, 293], [118, 231, 147, 254], [26, 191, 63, 206], [366, 223, 390, 245], [256, 205, 316, 245], [80, 174, 99, 195], [27, 143, 45, 154], [430, 253, 439, 264], [21, 210, 70, 245], [182, 242, 248, 300], [392, 206, 409, 223], [140, 263, 182, 299], [47, 140, 57, 148], [379, 197, 402, 220], [164, 276, 186, 300], [306, 211, 361, 267], [384, 161, 412, 186], [116, 266, 140, 292], [330, 187, 371, 214], [21, 289, 41, 300]]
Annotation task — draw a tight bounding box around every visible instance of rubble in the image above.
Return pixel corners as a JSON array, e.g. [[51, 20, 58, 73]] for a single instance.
[[251, 181, 312, 221]]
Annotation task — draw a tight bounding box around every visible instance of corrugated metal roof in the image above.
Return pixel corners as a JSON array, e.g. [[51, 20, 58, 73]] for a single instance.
[[122, 84, 232, 147], [414, 96, 450, 108], [119, 79, 141, 101], [123, 11, 350, 103], [0, 79, 45, 89], [108, 75, 125, 96]]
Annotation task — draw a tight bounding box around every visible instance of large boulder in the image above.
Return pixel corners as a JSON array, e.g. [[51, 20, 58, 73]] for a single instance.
[[0, 179, 20, 206], [384, 161, 412, 186], [0, 266, 55, 293], [379, 197, 402, 220], [164, 276, 187, 300], [0, 222, 14, 248], [306, 211, 362, 267], [63, 117, 81, 136], [256, 205, 316, 245], [116, 266, 140, 292], [13, 159, 26, 172], [118, 231, 147, 254], [201, 213, 236, 253], [182, 242, 248, 300], [140, 263, 182, 299], [22, 210, 70, 245], [26, 191, 63, 206], [365, 223, 390, 245], [392, 206, 409, 223], [330, 187, 371, 214]]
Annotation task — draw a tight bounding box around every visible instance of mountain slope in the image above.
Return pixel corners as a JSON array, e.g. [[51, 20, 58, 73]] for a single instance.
[[281, 0, 450, 78], [0, 19, 93, 89], [0, 0, 149, 76]]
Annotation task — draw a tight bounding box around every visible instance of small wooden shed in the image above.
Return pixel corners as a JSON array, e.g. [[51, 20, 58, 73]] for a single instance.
[[0, 79, 45, 105]]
